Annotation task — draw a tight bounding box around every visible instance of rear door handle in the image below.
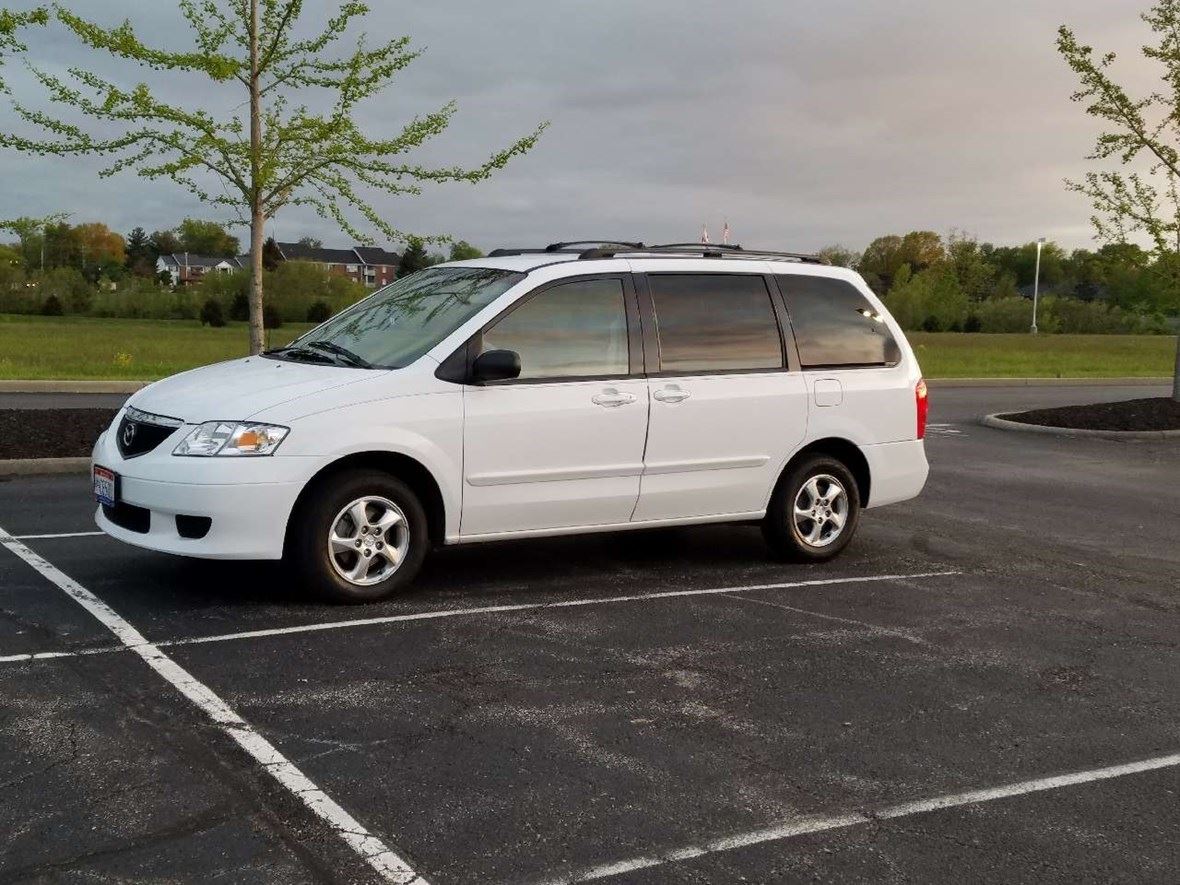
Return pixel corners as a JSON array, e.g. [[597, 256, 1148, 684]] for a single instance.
[[653, 385, 690, 403], [592, 388, 636, 408]]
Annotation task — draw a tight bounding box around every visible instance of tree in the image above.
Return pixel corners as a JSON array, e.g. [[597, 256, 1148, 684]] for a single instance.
[[989, 241, 1067, 289], [1058, 1, 1180, 399], [296, 235, 323, 249], [176, 218, 240, 256], [75, 222, 125, 266], [125, 225, 154, 275], [946, 232, 996, 302], [815, 244, 859, 269], [885, 265, 968, 332], [262, 235, 283, 271], [858, 235, 906, 293], [0, 212, 67, 270], [397, 237, 430, 277], [897, 231, 945, 272], [149, 228, 182, 260], [42, 221, 81, 268], [448, 240, 483, 261], [0, 3, 545, 355]]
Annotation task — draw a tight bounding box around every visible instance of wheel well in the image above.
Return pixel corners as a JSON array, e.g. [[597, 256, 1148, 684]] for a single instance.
[[286, 451, 447, 551], [783, 438, 871, 507]]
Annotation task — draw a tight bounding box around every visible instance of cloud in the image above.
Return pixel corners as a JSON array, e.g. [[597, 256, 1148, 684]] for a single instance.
[[0, 0, 1160, 252]]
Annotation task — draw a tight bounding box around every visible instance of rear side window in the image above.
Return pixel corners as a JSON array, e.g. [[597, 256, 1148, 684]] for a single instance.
[[479, 277, 629, 380], [776, 275, 901, 368], [648, 274, 783, 373]]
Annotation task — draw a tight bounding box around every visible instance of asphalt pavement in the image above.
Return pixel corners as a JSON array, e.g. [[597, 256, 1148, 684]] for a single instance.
[[0, 383, 1177, 884]]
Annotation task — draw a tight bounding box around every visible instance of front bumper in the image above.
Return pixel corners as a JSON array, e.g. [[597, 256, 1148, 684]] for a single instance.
[[91, 425, 313, 560]]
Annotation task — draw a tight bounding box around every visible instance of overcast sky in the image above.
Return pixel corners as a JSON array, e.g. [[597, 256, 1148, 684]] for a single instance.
[[0, 1, 1162, 253]]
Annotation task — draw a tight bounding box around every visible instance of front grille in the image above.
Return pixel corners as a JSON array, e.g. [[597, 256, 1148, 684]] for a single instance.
[[117, 406, 184, 458], [102, 501, 150, 534]]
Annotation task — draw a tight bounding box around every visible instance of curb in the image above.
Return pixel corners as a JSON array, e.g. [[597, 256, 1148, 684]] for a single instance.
[[0, 381, 148, 394], [0, 457, 91, 477], [980, 413, 1180, 441], [928, 377, 1171, 388]]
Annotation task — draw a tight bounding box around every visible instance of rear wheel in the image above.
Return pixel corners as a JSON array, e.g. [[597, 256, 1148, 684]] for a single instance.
[[762, 455, 861, 562], [288, 469, 428, 602]]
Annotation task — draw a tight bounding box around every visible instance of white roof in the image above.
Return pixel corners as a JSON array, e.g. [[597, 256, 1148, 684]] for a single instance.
[[441, 252, 855, 280]]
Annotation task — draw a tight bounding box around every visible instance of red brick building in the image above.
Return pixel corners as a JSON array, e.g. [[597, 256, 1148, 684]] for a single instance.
[[277, 242, 401, 288]]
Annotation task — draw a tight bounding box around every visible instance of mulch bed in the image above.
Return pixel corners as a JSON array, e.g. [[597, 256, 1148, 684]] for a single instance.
[[0, 409, 119, 459], [998, 397, 1180, 432]]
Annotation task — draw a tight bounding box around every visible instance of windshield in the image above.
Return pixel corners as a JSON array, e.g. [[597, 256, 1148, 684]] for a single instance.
[[275, 266, 524, 369]]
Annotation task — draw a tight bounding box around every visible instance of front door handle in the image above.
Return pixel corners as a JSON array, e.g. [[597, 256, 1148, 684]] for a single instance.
[[653, 385, 690, 404], [592, 387, 637, 408]]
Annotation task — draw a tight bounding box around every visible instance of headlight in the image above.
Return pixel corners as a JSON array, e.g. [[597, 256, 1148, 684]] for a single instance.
[[173, 421, 290, 457]]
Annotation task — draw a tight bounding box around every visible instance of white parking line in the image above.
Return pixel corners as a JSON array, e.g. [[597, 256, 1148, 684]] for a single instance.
[[541, 751, 1180, 883], [925, 423, 965, 436], [0, 527, 428, 885], [12, 530, 105, 540], [0, 571, 960, 665]]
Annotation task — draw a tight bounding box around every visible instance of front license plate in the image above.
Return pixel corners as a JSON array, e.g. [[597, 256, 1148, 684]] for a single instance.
[[93, 465, 118, 507]]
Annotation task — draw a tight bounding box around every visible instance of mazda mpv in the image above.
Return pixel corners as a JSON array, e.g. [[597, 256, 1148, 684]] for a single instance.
[[92, 241, 930, 602]]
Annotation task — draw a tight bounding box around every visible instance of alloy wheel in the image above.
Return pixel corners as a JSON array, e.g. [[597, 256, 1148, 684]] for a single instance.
[[792, 474, 849, 548], [327, 495, 411, 586]]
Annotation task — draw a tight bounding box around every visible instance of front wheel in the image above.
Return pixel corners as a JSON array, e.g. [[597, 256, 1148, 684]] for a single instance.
[[287, 469, 428, 603], [762, 455, 861, 562]]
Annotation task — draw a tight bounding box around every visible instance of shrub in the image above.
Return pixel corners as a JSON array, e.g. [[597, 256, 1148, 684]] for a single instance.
[[90, 282, 198, 320], [200, 297, 226, 327], [306, 300, 332, 323], [40, 267, 93, 314], [263, 303, 282, 329], [41, 294, 64, 316], [884, 265, 968, 331], [229, 291, 250, 321], [974, 297, 1034, 333]]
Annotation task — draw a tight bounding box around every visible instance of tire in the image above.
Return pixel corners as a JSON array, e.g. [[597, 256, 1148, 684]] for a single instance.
[[287, 469, 429, 603], [761, 454, 861, 562]]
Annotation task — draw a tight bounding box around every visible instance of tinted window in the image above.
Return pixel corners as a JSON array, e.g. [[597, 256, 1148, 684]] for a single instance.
[[777, 275, 901, 368], [480, 277, 629, 379], [649, 274, 782, 373]]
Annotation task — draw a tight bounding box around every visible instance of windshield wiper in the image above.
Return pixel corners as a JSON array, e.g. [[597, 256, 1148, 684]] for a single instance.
[[263, 346, 338, 365], [305, 340, 374, 369]]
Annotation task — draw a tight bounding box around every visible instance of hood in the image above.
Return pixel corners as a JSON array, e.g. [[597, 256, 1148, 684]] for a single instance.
[[129, 356, 377, 423]]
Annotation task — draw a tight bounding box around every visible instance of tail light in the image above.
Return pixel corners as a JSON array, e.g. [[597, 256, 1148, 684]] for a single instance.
[[915, 378, 929, 439]]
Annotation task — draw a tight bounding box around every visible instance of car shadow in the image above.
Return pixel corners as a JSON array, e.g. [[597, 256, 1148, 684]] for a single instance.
[[99, 523, 790, 612]]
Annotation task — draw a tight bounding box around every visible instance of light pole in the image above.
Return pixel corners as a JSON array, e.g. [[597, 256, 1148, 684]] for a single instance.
[[1031, 237, 1045, 334]]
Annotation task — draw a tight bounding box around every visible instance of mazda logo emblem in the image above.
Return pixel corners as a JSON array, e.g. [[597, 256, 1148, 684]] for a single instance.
[[121, 422, 137, 447]]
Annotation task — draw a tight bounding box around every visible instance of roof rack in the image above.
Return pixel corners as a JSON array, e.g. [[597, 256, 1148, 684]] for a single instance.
[[577, 243, 828, 264], [546, 240, 644, 252], [487, 240, 644, 257]]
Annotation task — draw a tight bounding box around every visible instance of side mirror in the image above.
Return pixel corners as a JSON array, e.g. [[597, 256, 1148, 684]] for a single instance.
[[471, 349, 521, 384]]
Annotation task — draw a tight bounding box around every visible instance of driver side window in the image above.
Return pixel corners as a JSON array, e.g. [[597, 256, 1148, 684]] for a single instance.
[[478, 277, 629, 380]]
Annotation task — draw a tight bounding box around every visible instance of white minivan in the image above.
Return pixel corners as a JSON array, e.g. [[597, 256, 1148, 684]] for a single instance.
[[92, 242, 929, 602]]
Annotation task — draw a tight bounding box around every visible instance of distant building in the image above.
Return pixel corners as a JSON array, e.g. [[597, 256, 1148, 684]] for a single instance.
[[156, 253, 246, 286], [157, 242, 401, 288], [276, 242, 401, 288]]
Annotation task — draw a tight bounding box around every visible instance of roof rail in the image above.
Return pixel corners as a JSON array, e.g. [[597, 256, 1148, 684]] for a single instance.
[[487, 240, 645, 257], [545, 240, 644, 252], [577, 243, 828, 264]]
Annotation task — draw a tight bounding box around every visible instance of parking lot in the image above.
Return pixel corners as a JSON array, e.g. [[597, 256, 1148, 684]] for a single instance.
[[1, 382, 1178, 884]]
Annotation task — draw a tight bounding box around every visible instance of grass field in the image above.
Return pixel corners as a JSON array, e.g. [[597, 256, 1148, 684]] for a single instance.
[[907, 332, 1176, 379], [0, 314, 1174, 381], [0, 315, 314, 380]]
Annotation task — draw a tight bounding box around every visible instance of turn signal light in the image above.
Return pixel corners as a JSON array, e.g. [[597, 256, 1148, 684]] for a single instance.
[[915, 378, 929, 440]]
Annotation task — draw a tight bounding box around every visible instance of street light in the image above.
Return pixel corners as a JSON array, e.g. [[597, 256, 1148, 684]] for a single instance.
[[1031, 237, 1046, 334]]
